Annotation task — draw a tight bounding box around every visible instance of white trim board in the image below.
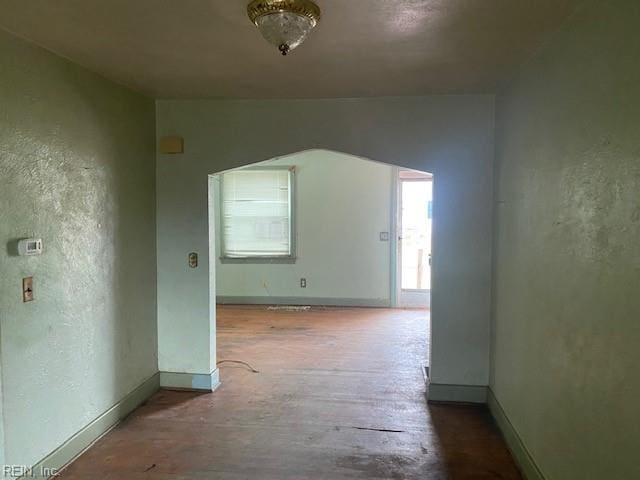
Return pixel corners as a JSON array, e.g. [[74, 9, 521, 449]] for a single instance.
[[216, 296, 390, 308], [488, 388, 546, 480], [397, 289, 431, 308], [427, 383, 488, 404], [160, 369, 220, 392], [389, 166, 400, 308], [19, 373, 160, 479]]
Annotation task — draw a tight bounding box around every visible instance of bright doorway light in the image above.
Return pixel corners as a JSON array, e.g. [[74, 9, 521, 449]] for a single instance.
[[397, 169, 433, 308]]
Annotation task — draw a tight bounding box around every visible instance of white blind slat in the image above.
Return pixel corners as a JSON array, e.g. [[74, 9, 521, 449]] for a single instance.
[[222, 169, 292, 257]]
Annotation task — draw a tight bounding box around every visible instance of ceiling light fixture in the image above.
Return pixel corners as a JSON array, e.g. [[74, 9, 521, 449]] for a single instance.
[[247, 0, 321, 56]]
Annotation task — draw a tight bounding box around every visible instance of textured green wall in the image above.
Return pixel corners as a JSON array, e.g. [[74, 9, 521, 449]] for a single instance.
[[491, 0, 640, 478], [0, 30, 157, 467]]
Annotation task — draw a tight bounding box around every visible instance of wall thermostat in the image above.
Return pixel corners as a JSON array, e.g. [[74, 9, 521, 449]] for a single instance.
[[18, 238, 43, 256]]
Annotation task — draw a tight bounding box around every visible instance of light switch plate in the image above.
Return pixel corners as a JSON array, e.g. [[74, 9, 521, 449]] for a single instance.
[[23, 277, 34, 302], [379, 231, 390, 241]]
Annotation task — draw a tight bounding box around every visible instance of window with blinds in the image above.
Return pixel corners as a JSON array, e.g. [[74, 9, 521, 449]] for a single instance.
[[221, 168, 294, 259]]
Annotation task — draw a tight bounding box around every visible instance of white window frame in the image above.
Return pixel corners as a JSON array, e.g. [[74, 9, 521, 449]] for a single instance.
[[219, 166, 296, 264]]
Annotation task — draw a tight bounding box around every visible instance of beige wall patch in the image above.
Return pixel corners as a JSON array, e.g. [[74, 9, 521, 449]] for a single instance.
[[160, 136, 184, 154]]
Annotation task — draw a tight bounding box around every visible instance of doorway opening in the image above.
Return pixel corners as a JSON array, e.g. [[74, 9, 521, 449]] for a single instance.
[[396, 169, 433, 309], [208, 150, 433, 380]]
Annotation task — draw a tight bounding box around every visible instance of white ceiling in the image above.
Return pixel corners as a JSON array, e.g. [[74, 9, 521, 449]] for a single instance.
[[0, 0, 581, 98]]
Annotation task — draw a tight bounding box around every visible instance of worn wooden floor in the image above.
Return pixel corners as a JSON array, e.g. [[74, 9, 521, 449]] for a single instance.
[[59, 306, 521, 479]]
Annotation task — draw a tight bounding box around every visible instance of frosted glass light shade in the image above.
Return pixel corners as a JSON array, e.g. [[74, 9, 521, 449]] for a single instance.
[[255, 11, 316, 54], [247, 0, 321, 55]]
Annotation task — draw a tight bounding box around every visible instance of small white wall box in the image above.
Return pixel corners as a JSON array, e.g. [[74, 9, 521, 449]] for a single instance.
[[18, 238, 43, 256]]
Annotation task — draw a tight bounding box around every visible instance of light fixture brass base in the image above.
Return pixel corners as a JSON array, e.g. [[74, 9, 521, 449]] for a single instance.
[[247, 0, 321, 26]]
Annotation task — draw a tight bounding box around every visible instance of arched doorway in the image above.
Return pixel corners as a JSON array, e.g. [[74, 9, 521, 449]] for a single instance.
[[207, 149, 433, 383], [156, 95, 494, 403]]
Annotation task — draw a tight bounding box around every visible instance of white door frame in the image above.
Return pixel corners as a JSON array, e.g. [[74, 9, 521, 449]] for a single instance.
[[391, 168, 432, 308], [390, 167, 400, 307]]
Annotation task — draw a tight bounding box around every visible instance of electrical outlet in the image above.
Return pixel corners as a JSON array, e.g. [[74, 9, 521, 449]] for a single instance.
[[300, 278, 307, 288], [23, 277, 34, 302]]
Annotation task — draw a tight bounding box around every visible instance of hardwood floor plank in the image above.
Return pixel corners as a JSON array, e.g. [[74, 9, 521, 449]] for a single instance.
[[59, 306, 520, 479]]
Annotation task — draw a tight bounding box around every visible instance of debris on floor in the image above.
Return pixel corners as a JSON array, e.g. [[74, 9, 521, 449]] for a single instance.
[[217, 359, 260, 373]]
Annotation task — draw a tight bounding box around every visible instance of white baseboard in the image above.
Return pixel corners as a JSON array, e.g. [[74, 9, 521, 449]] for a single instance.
[[216, 296, 390, 308], [160, 369, 220, 392], [487, 388, 546, 480], [19, 372, 160, 479], [427, 383, 488, 403]]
